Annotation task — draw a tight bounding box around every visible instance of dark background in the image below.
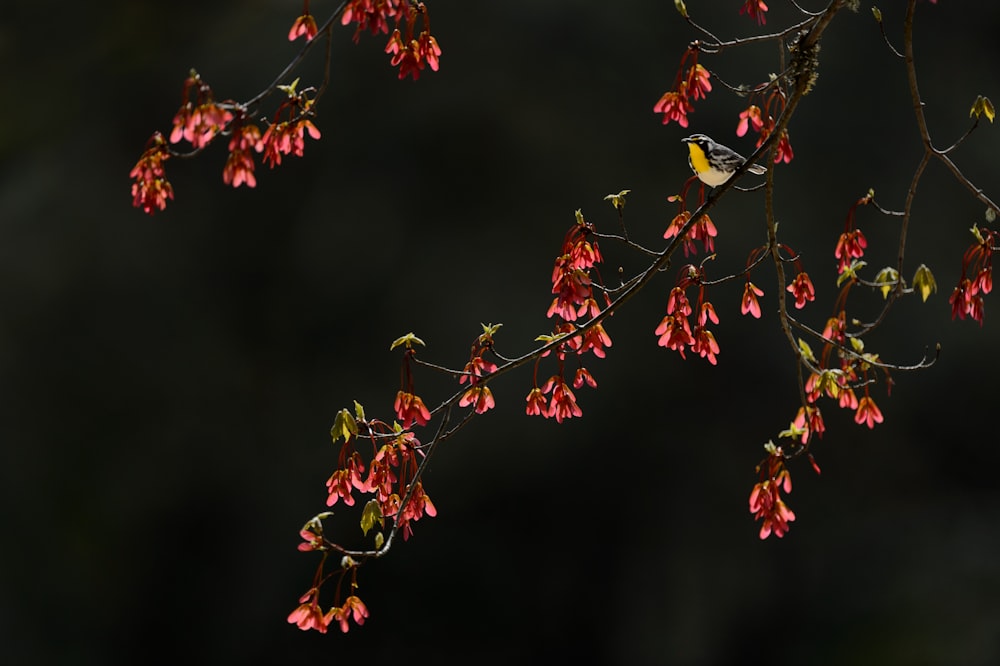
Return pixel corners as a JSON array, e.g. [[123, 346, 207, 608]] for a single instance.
[[2, 1, 999, 663]]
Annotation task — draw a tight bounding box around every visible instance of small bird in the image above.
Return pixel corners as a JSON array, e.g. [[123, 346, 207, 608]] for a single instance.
[[682, 134, 767, 187]]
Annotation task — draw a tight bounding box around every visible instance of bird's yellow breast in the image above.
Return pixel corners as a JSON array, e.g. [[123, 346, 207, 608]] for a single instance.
[[686, 142, 711, 174]]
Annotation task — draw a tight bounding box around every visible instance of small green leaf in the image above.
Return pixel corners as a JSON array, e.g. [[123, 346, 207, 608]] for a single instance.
[[480, 322, 503, 339], [970, 95, 996, 123], [873, 266, 900, 299], [859, 352, 880, 372], [778, 420, 806, 441], [813, 369, 844, 398], [970, 223, 985, 244], [390, 332, 426, 351], [871, 6, 882, 22], [674, 0, 688, 18], [353, 400, 366, 422], [986, 208, 997, 224], [374, 532, 385, 549], [837, 260, 867, 287], [984, 96, 996, 123], [798, 338, 816, 363], [277, 77, 301, 97], [330, 408, 358, 443], [912, 264, 937, 302], [360, 499, 383, 536], [603, 189, 631, 211], [535, 331, 568, 343], [574, 209, 586, 226]]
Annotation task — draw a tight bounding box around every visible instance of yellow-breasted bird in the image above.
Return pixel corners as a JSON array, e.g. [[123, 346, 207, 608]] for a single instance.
[[682, 134, 767, 187]]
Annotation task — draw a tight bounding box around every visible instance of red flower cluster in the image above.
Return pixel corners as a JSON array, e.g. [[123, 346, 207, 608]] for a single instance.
[[458, 325, 500, 414], [802, 310, 889, 434], [653, 47, 712, 127], [835, 229, 868, 275], [526, 214, 611, 420], [740, 0, 769, 25], [855, 393, 884, 428], [394, 390, 431, 427], [333, 419, 433, 542], [772, 246, 817, 311], [129, 133, 174, 215], [822, 311, 846, 345], [328, 596, 370, 633], [458, 385, 494, 414], [736, 87, 794, 165], [297, 526, 325, 552], [300, 345, 439, 556], [395, 480, 437, 541], [548, 215, 606, 322], [740, 281, 765, 319], [169, 73, 234, 150], [809, 363, 884, 433], [378, 433, 432, 539], [786, 271, 816, 309], [288, 588, 369, 634], [288, 8, 319, 41], [133, 4, 442, 216], [386, 24, 441, 80], [805, 369, 855, 416], [393, 335, 433, 427], [257, 80, 322, 168], [537, 375, 584, 423], [288, 587, 331, 633], [133, 70, 239, 215], [131, 72, 322, 214], [655, 269, 721, 365], [835, 193, 873, 274], [737, 105, 764, 137], [342, 0, 405, 41], [525, 387, 546, 416], [577, 322, 613, 359], [222, 122, 261, 188], [258, 117, 322, 168], [950, 277, 986, 323], [796, 199, 894, 438], [325, 452, 369, 507], [790, 405, 826, 442], [664, 210, 717, 257], [950, 225, 995, 325], [341, 0, 442, 79], [749, 445, 795, 539]]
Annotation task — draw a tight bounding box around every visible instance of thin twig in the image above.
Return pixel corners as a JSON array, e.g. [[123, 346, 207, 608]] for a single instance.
[[937, 118, 980, 154], [902, 0, 1000, 216], [699, 250, 772, 286], [786, 315, 938, 371], [689, 15, 817, 52], [876, 16, 905, 58], [592, 231, 661, 257], [245, 2, 348, 110]]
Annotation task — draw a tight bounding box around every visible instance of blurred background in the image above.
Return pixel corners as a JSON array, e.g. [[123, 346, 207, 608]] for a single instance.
[[2, 0, 999, 663]]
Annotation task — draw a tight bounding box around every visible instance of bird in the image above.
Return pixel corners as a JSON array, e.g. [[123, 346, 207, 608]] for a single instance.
[[681, 134, 767, 187]]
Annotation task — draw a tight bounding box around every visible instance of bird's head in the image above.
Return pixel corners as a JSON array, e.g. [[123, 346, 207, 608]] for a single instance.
[[681, 134, 713, 151]]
